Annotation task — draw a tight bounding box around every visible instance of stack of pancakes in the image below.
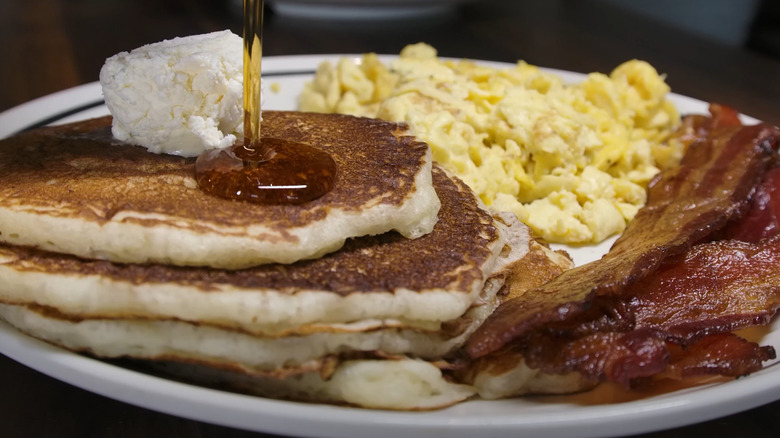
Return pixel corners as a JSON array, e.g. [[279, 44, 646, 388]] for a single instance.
[[0, 111, 571, 409]]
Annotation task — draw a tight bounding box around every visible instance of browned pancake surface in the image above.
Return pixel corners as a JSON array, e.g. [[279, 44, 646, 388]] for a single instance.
[[0, 112, 429, 236]]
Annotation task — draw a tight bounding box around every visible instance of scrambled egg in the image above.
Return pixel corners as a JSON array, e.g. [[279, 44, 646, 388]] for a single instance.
[[299, 43, 682, 244]]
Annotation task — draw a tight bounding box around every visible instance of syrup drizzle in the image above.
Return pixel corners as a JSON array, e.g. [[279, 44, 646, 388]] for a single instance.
[[195, 0, 336, 205]]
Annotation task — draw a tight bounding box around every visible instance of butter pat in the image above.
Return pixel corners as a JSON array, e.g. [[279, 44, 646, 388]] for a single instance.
[[100, 31, 243, 157]]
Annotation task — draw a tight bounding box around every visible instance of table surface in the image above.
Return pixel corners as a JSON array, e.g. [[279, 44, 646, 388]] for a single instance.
[[2, 1, 780, 437]]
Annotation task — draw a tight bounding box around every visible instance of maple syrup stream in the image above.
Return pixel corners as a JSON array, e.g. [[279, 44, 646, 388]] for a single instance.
[[195, 0, 337, 204]]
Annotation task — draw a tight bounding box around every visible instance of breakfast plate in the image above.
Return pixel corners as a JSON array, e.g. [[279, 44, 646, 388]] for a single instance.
[[0, 55, 778, 438], [265, 0, 472, 20]]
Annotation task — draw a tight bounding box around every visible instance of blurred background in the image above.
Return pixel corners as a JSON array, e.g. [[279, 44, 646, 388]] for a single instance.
[[601, 0, 779, 55], [1, 0, 778, 122], [257, 0, 780, 58]]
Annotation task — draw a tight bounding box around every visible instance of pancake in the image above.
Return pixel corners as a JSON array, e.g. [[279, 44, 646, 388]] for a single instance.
[[0, 164, 573, 410], [0, 166, 516, 334], [0, 299, 477, 410], [0, 112, 440, 268]]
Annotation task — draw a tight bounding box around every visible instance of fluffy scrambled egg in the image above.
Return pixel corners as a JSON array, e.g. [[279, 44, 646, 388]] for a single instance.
[[299, 43, 682, 244]]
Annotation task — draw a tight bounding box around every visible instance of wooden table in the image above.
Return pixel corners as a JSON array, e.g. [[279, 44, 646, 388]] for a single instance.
[[2, 1, 780, 437]]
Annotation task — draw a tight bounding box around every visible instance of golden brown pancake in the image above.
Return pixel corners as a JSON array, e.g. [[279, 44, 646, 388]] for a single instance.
[[0, 112, 440, 268]]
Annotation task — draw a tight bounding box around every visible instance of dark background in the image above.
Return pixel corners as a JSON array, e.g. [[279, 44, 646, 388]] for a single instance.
[[1, 0, 780, 125]]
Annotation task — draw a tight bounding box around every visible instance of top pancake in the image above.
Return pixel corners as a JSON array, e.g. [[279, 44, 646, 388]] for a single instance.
[[0, 112, 440, 268]]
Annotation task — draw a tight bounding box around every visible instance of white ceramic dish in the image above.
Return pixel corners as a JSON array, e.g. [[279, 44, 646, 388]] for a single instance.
[[265, 0, 471, 20], [0, 55, 777, 438]]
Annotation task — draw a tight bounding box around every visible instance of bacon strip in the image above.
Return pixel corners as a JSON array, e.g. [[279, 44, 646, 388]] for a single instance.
[[467, 119, 780, 358], [720, 166, 780, 242], [630, 235, 780, 342], [518, 329, 773, 387], [663, 334, 775, 380], [513, 235, 780, 386], [520, 328, 670, 387]]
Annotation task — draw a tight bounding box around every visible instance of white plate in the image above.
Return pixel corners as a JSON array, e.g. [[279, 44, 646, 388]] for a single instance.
[[0, 55, 777, 438], [265, 0, 471, 20]]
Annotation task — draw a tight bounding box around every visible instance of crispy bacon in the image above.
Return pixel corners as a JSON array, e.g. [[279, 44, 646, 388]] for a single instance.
[[467, 116, 780, 359], [669, 103, 743, 150], [504, 321, 774, 388], [520, 329, 670, 387], [663, 334, 775, 380], [720, 166, 780, 242], [513, 235, 780, 386], [709, 102, 744, 127], [630, 235, 780, 342]]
